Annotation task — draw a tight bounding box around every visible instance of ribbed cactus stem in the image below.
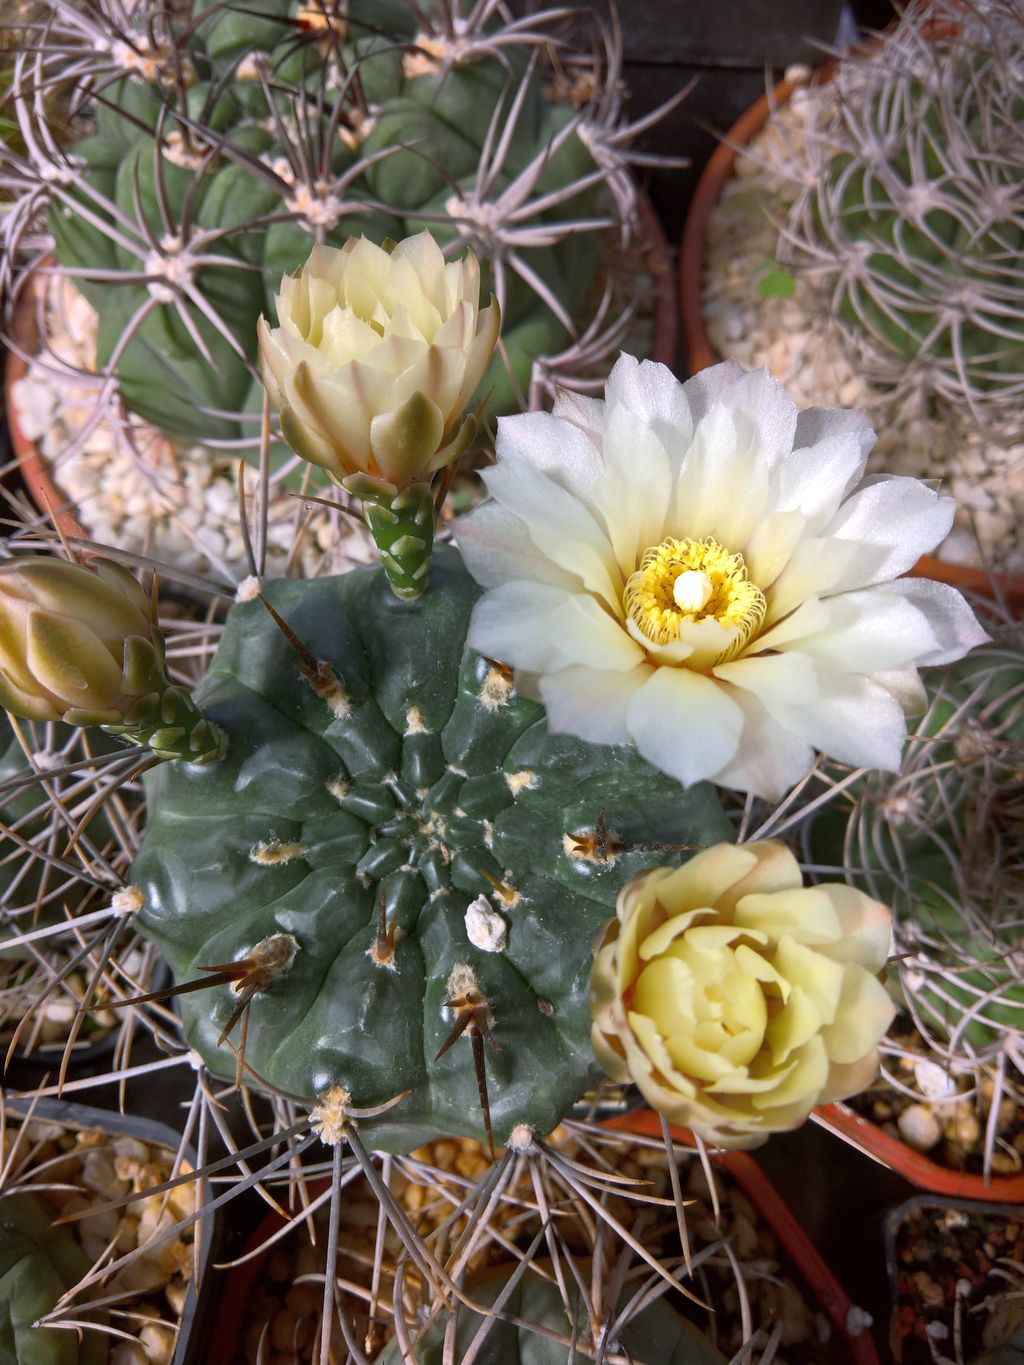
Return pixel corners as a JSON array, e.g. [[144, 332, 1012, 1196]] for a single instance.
[[342, 474, 435, 601], [96, 637, 228, 765]]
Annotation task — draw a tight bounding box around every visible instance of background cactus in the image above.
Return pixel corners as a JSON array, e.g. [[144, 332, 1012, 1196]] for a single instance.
[[805, 616, 1024, 1068], [5, 0, 660, 451], [377, 1259, 728, 1364], [0, 1192, 105, 1365], [781, 0, 1024, 444], [130, 547, 732, 1150]]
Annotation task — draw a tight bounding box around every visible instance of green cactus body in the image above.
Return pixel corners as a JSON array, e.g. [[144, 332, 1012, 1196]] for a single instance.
[[129, 549, 731, 1151], [0, 1192, 106, 1365], [377, 1262, 727, 1365], [46, 1, 621, 446]]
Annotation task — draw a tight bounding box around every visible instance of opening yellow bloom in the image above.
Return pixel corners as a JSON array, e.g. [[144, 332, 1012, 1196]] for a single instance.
[[590, 841, 896, 1148]]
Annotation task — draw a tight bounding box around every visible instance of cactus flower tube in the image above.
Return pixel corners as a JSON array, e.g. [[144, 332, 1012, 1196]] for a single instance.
[[0, 557, 226, 764], [591, 840, 896, 1148], [259, 232, 500, 599]]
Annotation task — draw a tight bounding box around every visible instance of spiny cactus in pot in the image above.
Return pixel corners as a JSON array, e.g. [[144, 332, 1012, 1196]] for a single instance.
[[803, 606, 1024, 1177], [809, 619, 1024, 1062], [695, 0, 1024, 576], [2, 0, 675, 580], [781, 1, 1024, 446], [376, 1257, 728, 1365]]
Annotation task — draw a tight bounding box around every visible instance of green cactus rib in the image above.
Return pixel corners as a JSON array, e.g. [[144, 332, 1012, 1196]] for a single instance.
[[129, 548, 731, 1151], [377, 1261, 727, 1365], [45, 0, 610, 444], [0, 1192, 107, 1365]]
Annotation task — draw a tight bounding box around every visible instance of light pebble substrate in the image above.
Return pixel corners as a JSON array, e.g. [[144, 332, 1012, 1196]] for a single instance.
[[700, 73, 1024, 574], [11, 275, 376, 581]]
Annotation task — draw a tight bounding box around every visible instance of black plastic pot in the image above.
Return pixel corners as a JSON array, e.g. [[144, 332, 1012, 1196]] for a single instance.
[[885, 1194, 1024, 1365], [5, 1095, 218, 1365]]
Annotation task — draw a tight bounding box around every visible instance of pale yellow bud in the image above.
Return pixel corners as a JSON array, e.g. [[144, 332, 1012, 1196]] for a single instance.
[[258, 231, 500, 486], [0, 557, 156, 724], [590, 840, 895, 1148]]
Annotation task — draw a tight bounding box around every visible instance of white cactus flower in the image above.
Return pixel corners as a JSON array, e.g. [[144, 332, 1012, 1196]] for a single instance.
[[258, 232, 499, 486], [457, 355, 989, 799]]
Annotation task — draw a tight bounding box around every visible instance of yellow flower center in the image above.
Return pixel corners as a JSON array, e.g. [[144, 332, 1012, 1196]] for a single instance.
[[624, 537, 766, 657]]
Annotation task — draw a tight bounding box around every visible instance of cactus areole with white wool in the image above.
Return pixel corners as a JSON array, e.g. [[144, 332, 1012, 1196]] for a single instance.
[[129, 549, 731, 1150]]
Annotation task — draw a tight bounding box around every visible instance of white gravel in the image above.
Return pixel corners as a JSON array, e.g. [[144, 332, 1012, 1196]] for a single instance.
[[11, 274, 376, 583]]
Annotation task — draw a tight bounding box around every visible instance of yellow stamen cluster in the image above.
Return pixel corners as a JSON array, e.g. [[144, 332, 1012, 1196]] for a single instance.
[[624, 536, 766, 654]]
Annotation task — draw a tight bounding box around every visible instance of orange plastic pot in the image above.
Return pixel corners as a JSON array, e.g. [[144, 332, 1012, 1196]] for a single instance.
[[678, 68, 1024, 609], [603, 1110, 882, 1365], [815, 1101, 1024, 1204]]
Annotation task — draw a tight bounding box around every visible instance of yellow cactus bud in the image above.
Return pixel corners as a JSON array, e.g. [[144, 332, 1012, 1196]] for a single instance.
[[258, 231, 499, 486], [590, 840, 896, 1148], [0, 556, 156, 724]]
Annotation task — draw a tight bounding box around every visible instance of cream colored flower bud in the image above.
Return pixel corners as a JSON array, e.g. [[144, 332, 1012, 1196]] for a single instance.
[[258, 231, 500, 486], [590, 840, 896, 1148], [0, 557, 157, 724]]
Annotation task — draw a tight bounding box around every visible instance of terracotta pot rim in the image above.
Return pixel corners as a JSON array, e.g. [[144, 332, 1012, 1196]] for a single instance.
[[816, 1100, 1024, 1203], [4, 262, 88, 543], [678, 68, 1024, 608], [603, 1109, 882, 1365]]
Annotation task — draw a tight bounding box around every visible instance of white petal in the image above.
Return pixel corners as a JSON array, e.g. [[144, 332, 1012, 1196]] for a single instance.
[[717, 653, 907, 772], [867, 667, 927, 714], [592, 402, 671, 574], [679, 359, 746, 431], [743, 509, 808, 590], [763, 537, 853, 624], [482, 460, 622, 610], [764, 478, 956, 622], [710, 687, 816, 800], [882, 577, 990, 665], [551, 387, 605, 446], [494, 410, 605, 505], [468, 582, 643, 675], [538, 664, 654, 745], [455, 502, 579, 592], [606, 353, 694, 471], [716, 366, 798, 469], [820, 476, 956, 592], [793, 405, 875, 460], [775, 587, 950, 673], [626, 667, 743, 786], [676, 398, 774, 550], [772, 431, 872, 530]]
